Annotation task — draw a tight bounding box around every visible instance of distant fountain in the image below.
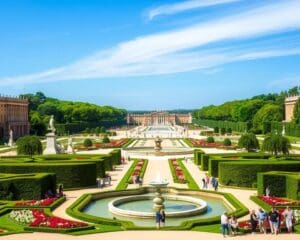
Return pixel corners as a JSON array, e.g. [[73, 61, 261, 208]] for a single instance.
[[149, 172, 169, 211]]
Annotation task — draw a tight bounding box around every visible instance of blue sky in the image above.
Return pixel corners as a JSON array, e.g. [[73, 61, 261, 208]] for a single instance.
[[1, 0, 300, 110]]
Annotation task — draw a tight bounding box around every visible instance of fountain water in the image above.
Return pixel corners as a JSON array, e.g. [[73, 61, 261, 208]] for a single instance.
[[149, 172, 169, 211]]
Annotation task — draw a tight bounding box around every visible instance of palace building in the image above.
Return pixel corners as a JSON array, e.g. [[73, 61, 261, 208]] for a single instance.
[[127, 111, 192, 126], [0, 96, 30, 141], [284, 95, 300, 122]]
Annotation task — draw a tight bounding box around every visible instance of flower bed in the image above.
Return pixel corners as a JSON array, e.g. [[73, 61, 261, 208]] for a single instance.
[[131, 159, 146, 178], [15, 198, 57, 207], [169, 159, 186, 183], [76, 139, 129, 150], [258, 196, 300, 206], [10, 209, 88, 229], [189, 139, 236, 149]]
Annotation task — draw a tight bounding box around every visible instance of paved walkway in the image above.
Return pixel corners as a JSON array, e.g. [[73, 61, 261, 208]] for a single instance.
[[1, 230, 297, 240]]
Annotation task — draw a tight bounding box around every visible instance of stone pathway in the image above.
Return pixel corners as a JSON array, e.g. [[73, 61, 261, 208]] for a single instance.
[[1, 230, 297, 240]]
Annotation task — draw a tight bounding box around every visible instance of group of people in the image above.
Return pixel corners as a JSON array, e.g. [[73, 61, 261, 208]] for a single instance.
[[155, 209, 166, 229], [44, 184, 64, 198], [250, 206, 295, 235], [220, 212, 239, 237], [96, 174, 112, 188], [202, 175, 218, 191]]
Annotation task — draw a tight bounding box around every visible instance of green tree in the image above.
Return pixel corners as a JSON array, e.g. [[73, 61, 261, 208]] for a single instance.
[[214, 127, 219, 134], [83, 138, 93, 147], [293, 98, 300, 124], [253, 104, 283, 133], [207, 136, 215, 143], [223, 138, 232, 146], [16, 135, 42, 157], [238, 133, 259, 152], [262, 134, 291, 156], [102, 135, 110, 143], [29, 112, 46, 135], [220, 127, 226, 135]]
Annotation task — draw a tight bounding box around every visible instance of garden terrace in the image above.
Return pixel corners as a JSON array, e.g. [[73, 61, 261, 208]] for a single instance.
[[0, 149, 121, 189], [257, 171, 300, 200], [0, 173, 56, 200]]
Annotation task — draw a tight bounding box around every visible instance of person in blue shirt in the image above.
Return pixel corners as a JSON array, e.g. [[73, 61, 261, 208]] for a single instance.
[[155, 210, 162, 229]]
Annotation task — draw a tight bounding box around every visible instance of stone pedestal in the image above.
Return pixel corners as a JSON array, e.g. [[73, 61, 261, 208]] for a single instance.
[[43, 132, 58, 154]]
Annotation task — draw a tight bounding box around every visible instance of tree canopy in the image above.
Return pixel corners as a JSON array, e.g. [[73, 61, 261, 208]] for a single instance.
[[16, 135, 42, 156], [238, 133, 259, 152], [262, 134, 291, 156], [20, 92, 127, 135]]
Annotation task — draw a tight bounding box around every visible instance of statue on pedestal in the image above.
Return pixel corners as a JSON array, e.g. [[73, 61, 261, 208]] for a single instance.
[[48, 115, 56, 133], [8, 129, 13, 147]]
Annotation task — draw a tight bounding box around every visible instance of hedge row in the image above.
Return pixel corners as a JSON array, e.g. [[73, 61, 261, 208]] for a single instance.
[[194, 119, 248, 132], [193, 149, 204, 165], [0, 173, 56, 200], [257, 171, 300, 200], [219, 161, 300, 188], [0, 150, 122, 189]]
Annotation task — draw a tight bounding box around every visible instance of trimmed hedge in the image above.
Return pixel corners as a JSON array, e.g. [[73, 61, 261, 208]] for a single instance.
[[0, 150, 122, 189], [219, 161, 300, 188], [193, 149, 204, 165], [0, 173, 56, 200], [257, 171, 300, 200]]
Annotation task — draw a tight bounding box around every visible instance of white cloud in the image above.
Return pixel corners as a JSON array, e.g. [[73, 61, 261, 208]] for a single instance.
[[147, 0, 240, 20], [1, 0, 300, 86]]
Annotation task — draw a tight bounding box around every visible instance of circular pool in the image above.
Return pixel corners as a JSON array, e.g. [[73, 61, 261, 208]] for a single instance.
[[108, 195, 207, 218]]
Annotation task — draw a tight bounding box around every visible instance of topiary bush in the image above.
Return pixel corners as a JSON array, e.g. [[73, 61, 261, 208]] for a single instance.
[[83, 138, 93, 147], [102, 135, 110, 143], [207, 136, 215, 143], [223, 138, 232, 146], [238, 133, 259, 152], [220, 128, 226, 135], [262, 134, 291, 156]]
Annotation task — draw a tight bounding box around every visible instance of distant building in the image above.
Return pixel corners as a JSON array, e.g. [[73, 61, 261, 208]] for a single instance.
[[284, 95, 300, 122], [127, 111, 192, 126], [0, 96, 30, 141]]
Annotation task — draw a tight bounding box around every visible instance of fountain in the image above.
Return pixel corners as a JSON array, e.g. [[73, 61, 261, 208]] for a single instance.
[[149, 172, 169, 211], [154, 136, 162, 152]]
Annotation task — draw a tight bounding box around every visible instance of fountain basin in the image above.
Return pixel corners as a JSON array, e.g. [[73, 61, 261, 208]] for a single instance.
[[108, 195, 207, 218]]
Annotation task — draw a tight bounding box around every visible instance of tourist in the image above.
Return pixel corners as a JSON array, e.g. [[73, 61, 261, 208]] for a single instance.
[[257, 208, 267, 234], [214, 179, 219, 191], [138, 177, 143, 187], [201, 178, 206, 189], [284, 206, 295, 233], [211, 177, 216, 188], [58, 184, 64, 197], [155, 210, 162, 229], [268, 207, 279, 235], [229, 215, 238, 235], [221, 211, 229, 237], [160, 210, 166, 227], [206, 174, 210, 187], [250, 209, 258, 234]]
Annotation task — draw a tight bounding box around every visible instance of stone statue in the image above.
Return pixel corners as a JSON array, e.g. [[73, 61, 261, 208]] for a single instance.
[[48, 115, 56, 133], [8, 129, 13, 147], [67, 135, 75, 154]]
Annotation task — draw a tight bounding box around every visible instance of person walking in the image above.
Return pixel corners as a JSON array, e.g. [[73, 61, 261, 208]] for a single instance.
[[202, 178, 206, 189], [250, 209, 258, 234], [284, 206, 295, 233], [257, 208, 267, 234], [221, 212, 229, 237], [214, 179, 219, 191], [160, 210, 166, 227], [155, 210, 162, 229], [268, 207, 280, 235], [229, 215, 239, 235]]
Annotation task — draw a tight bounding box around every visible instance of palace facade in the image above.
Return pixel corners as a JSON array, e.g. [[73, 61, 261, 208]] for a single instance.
[[127, 112, 192, 126], [0, 96, 30, 141], [285, 95, 300, 122]]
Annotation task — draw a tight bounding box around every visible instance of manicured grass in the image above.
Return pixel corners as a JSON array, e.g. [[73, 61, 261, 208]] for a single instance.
[[192, 223, 221, 233], [0, 213, 29, 235]]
